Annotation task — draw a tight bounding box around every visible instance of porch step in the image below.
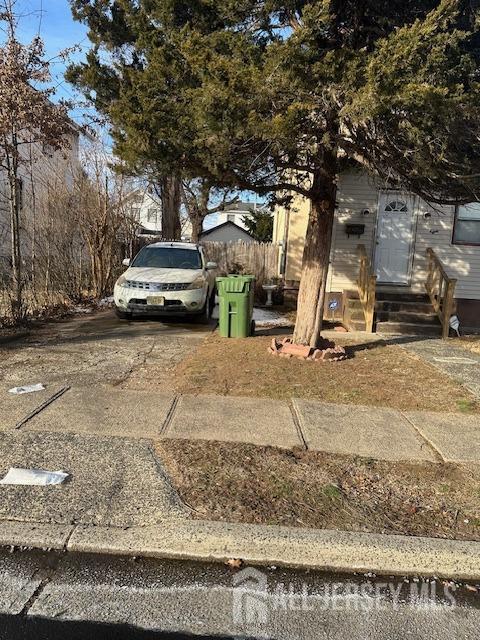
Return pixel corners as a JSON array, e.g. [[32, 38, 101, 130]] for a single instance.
[[347, 318, 367, 332], [376, 310, 440, 325], [345, 298, 363, 311], [376, 300, 434, 314], [342, 294, 366, 331], [348, 310, 366, 322], [376, 321, 442, 336], [376, 292, 430, 303]]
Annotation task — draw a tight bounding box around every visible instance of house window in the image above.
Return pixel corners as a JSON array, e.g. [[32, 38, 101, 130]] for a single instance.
[[453, 203, 480, 245], [384, 200, 408, 212], [131, 206, 140, 219], [226, 214, 235, 222], [147, 207, 157, 223]]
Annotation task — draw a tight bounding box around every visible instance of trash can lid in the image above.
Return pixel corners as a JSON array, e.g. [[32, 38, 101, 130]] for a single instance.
[[216, 274, 255, 293]]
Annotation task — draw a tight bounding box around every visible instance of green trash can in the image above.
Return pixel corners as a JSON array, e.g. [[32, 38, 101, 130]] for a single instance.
[[216, 274, 255, 338]]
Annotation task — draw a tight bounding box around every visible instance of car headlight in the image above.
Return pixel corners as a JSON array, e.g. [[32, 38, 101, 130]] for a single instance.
[[116, 275, 127, 287], [187, 275, 206, 290]]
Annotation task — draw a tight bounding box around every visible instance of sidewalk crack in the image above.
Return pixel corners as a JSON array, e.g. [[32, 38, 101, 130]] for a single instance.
[[13, 385, 71, 430], [289, 399, 308, 450], [401, 412, 445, 463], [63, 525, 76, 551], [18, 555, 62, 616], [161, 394, 180, 435]]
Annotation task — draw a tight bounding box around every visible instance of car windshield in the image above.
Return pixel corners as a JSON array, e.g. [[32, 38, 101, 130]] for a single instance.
[[131, 247, 203, 270]]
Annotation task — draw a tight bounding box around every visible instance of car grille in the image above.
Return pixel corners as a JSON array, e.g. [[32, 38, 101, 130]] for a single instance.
[[129, 299, 183, 307], [125, 281, 190, 291]]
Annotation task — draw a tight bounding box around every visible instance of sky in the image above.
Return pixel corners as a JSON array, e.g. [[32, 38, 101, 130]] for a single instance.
[[11, 0, 92, 125]]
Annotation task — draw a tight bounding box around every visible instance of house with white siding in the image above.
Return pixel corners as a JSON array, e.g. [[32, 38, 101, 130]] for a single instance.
[[126, 188, 192, 239], [214, 201, 267, 230], [273, 169, 480, 335], [0, 127, 81, 275]]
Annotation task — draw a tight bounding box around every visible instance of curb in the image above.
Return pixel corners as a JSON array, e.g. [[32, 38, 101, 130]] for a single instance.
[[1, 518, 479, 580]]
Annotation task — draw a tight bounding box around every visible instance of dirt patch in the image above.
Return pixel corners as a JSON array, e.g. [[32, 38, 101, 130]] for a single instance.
[[157, 439, 480, 541], [174, 334, 479, 413]]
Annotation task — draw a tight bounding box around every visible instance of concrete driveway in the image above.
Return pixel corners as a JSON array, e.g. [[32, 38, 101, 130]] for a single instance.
[[0, 310, 212, 528], [1, 309, 213, 392]]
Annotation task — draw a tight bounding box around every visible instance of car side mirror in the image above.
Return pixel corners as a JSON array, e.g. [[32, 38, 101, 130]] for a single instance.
[[206, 261, 217, 270], [122, 258, 131, 267]]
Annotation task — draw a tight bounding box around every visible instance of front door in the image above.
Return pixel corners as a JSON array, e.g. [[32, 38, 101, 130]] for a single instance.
[[374, 193, 416, 284]]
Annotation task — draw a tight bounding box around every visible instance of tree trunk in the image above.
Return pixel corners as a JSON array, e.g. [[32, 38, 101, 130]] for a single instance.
[[8, 172, 23, 320], [160, 174, 181, 240], [190, 215, 204, 243], [292, 152, 337, 348]]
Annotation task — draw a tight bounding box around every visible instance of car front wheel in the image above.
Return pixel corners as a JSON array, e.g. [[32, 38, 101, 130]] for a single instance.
[[195, 290, 214, 323], [115, 306, 132, 320]]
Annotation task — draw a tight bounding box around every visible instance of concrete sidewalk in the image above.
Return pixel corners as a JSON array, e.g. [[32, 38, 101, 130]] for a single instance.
[[0, 388, 479, 579], [3, 386, 479, 463], [396, 336, 480, 400]]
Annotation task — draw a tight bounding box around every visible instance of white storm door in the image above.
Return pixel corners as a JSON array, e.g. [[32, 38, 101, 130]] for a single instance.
[[374, 194, 415, 284]]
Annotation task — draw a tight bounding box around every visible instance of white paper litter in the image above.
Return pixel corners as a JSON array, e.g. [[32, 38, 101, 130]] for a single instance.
[[8, 383, 45, 395], [0, 468, 69, 486]]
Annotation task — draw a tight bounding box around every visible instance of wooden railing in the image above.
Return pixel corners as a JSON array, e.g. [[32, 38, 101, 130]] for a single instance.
[[425, 248, 457, 339], [357, 244, 377, 333]]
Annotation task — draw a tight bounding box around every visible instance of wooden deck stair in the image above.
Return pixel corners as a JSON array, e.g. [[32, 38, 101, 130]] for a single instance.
[[375, 292, 442, 336], [344, 245, 456, 338], [343, 291, 442, 336]]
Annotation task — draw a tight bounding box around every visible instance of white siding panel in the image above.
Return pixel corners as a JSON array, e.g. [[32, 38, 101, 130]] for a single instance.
[[330, 175, 480, 300], [284, 168, 480, 300], [328, 171, 379, 292], [411, 200, 480, 299]]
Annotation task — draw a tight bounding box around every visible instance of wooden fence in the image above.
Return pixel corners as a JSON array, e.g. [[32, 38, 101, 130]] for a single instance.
[[200, 240, 280, 287]]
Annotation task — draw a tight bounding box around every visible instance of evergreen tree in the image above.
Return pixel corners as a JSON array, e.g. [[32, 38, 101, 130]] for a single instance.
[[243, 210, 273, 243], [69, 0, 480, 346]]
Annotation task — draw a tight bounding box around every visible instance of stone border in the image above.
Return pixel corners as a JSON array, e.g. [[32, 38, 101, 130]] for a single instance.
[[0, 518, 479, 580]]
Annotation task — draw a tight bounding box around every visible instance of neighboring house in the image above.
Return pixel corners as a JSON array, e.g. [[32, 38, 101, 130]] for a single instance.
[[127, 189, 163, 235], [0, 126, 81, 274], [199, 220, 254, 243], [215, 201, 267, 230], [126, 188, 192, 239], [273, 169, 480, 333]]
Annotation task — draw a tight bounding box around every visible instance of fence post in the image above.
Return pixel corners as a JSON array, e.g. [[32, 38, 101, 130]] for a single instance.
[[442, 279, 457, 339]]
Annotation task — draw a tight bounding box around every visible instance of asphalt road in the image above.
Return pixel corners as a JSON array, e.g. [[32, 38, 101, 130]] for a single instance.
[[0, 549, 479, 639]]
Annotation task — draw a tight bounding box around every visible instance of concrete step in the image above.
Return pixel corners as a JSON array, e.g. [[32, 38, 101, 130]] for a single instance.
[[376, 292, 430, 303], [376, 300, 434, 314], [376, 311, 440, 325], [347, 317, 367, 331], [346, 298, 363, 311], [376, 321, 442, 336], [348, 310, 366, 322]]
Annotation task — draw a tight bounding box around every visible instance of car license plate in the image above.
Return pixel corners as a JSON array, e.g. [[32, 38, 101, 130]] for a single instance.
[[147, 296, 165, 306]]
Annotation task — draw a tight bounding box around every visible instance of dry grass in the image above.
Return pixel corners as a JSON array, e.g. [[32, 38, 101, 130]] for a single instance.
[[174, 333, 479, 413], [157, 439, 480, 540]]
